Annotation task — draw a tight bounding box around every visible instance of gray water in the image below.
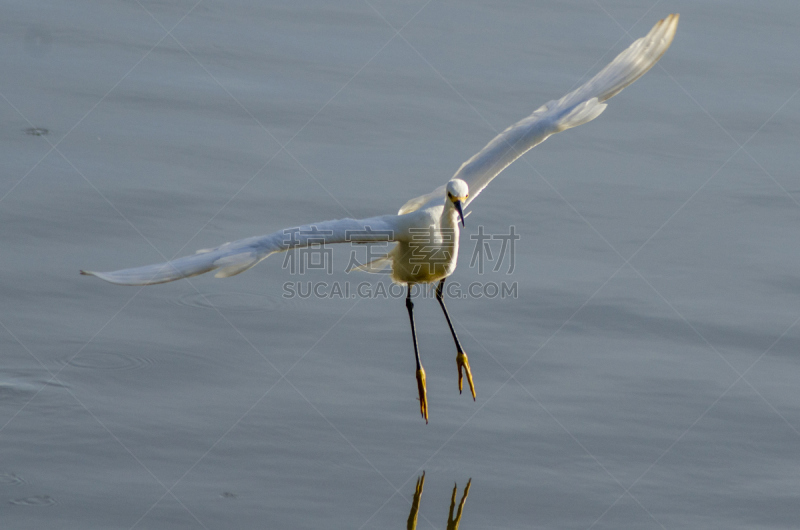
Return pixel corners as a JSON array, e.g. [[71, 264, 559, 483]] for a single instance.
[[2, 1, 800, 528]]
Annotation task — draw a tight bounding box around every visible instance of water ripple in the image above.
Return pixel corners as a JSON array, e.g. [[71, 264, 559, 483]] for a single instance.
[[0, 472, 25, 486], [65, 351, 157, 371], [0, 381, 37, 400], [9, 495, 57, 506]]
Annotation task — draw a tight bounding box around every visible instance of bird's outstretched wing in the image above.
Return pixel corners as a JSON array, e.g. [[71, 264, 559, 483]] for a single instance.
[[398, 13, 679, 214], [81, 215, 399, 285]]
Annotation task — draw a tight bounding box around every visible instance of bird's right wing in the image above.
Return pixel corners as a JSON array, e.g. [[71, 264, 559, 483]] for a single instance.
[[398, 13, 679, 213], [81, 215, 400, 285]]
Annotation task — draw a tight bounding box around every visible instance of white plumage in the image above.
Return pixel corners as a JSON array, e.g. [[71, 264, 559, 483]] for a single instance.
[[83, 15, 679, 422], [83, 15, 678, 288]]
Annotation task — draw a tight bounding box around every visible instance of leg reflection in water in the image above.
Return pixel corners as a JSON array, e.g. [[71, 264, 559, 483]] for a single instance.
[[447, 479, 471, 530], [406, 472, 471, 530], [406, 472, 425, 530]]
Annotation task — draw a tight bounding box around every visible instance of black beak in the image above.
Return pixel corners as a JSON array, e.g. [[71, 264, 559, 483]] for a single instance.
[[455, 200, 465, 227]]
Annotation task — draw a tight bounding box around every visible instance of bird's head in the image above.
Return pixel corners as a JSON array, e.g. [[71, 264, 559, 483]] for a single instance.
[[446, 179, 469, 227], [445, 179, 469, 226]]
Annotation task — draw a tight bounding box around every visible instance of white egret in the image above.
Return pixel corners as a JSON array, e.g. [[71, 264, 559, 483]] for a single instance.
[[82, 15, 679, 422]]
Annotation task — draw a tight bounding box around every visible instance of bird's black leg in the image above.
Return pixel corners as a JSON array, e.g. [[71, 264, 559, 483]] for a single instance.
[[406, 285, 427, 422], [436, 279, 476, 400]]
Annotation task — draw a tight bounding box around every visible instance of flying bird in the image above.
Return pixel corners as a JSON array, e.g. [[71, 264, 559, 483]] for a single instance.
[[82, 14, 679, 422]]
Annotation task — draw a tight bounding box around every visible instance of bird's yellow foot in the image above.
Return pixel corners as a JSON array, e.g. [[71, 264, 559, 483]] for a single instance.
[[416, 367, 428, 423], [456, 351, 476, 400]]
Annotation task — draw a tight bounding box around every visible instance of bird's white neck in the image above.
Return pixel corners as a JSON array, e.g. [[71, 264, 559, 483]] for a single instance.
[[441, 201, 462, 234]]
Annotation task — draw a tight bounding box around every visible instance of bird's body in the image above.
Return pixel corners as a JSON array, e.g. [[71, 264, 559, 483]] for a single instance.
[[389, 198, 462, 285], [82, 15, 680, 422]]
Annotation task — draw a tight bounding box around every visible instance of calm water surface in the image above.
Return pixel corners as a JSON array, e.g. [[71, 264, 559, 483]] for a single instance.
[[2, 1, 800, 528]]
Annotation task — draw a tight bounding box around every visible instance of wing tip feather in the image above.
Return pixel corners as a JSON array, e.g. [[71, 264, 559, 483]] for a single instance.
[[79, 269, 128, 285], [657, 14, 680, 46]]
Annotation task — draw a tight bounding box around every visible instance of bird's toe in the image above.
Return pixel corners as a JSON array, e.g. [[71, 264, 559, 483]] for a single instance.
[[457, 351, 476, 401]]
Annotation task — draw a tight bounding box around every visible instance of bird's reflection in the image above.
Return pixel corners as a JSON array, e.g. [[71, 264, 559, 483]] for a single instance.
[[406, 472, 471, 530], [407, 472, 425, 530]]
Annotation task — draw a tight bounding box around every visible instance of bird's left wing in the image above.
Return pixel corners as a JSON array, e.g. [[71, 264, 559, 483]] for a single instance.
[[81, 215, 400, 285], [398, 13, 679, 214]]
